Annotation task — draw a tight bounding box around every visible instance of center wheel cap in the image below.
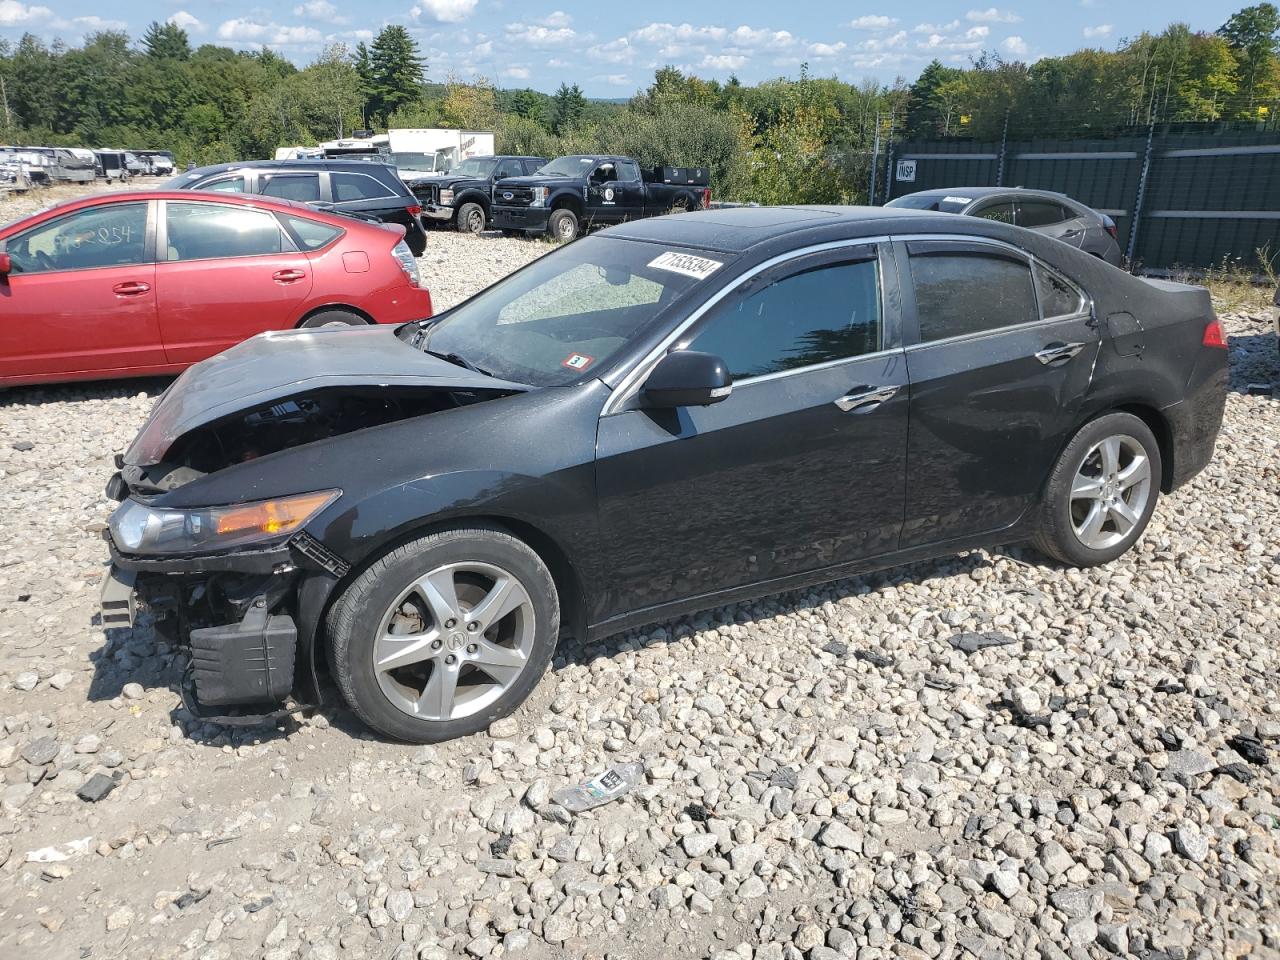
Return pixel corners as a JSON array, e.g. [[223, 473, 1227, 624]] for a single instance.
[[447, 632, 466, 652]]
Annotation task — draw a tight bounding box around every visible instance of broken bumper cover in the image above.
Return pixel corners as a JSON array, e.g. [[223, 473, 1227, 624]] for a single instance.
[[100, 533, 345, 712]]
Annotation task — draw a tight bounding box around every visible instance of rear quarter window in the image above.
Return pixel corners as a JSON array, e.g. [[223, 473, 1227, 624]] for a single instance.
[[282, 214, 344, 251], [332, 172, 397, 202]]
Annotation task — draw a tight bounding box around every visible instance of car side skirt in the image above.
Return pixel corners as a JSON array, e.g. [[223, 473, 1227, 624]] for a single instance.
[[583, 517, 1034, 642]]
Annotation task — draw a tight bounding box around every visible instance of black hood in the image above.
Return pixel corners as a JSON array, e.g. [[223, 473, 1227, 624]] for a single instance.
[[124, 326, 525, 467]]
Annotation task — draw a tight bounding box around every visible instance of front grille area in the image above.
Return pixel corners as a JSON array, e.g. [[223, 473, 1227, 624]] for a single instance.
[[494, 186, 534, 207]]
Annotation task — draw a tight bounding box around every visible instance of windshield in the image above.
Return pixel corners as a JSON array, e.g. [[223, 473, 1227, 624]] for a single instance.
[[392, 152, 439, 171], [451, 158, 496, 178], [408, 235, 733, 386], [885, 194, 969, 213], [535, 155, 597, 178]]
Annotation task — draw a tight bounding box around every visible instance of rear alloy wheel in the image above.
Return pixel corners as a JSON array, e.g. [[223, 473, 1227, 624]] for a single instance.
[[327, 526, 559, 742], [1032, 412, 1161, 566], [548, 208, 579, 243], [456, 201, 487, 235], [301, 309, 365, 329]]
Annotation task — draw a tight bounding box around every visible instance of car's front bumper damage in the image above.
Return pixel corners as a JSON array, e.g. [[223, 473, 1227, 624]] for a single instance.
[[100, 533, 345, 722]]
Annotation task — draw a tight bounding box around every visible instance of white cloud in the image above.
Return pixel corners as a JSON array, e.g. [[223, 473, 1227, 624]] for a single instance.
[[728, 25, 794, 49], [502, 65, 530, 79], [966, 7, 1021, 23], [1083, 24, 1112, 39], [473, 39, 492, 55], [409, 0, 478, 24], [701, 53, 746, 71], [1002, 35, 1029, 55], [809, 41, 846, 56], [913, 20, 960, 33], [293, 0, 347, 23], [65, 14, 127, 30], [168, 10, 204, 32], [588, 37, 633, 63], [504, 22, 576, 46], [541, 10, 572, 28], [849, 15, 897, 29], [0, 0, 51, 25], [595, 73, 630, 85], [965, 25, 990, 39], [631, 22, 727, 45], [217, 18, 323, 45]]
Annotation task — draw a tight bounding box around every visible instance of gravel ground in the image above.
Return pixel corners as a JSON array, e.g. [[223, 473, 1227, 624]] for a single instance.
[[0, 224, 1278, 960]]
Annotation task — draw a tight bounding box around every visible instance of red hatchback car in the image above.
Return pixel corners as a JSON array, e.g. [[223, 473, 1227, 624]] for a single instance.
[[0, 190, 433, 386]]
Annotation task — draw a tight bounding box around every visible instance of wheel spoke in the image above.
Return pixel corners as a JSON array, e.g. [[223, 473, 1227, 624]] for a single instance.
[[1077, 501, 1107, 544], [1117, 454, 1150, 490], [467, 575, 528, 633], [472, 639, 527, 684], [1109, 497, 1139, 534], [1098, 436, 1121, 476], [417, 662, 459, 720], [414, 567, 461, 627], [376, 631, 440, 672], [1071, 473, 1105, 500]]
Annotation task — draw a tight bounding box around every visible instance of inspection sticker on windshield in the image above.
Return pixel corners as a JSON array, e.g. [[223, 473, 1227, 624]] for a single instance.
[[648, 251, 723, 280], [562, 353, 594, 371], [943, 196, 973, 205]]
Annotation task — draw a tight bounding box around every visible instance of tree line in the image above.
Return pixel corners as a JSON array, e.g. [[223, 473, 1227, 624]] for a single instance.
[[1, 5, 1277, 204]]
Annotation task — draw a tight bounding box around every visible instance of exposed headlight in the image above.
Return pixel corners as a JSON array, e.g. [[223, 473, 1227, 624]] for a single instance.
[[439, 188, 454, 205], [110, 490, 340, 555], [392, 239, 420, 287], [530, 187, 548, 207]]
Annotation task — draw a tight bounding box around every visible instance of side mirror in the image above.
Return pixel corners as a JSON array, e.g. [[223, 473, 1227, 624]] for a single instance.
[[0, 253, 10, 278], [642, 351, 732, 408]]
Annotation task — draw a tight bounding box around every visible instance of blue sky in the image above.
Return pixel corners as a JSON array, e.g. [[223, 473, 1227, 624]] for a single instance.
[[0, 1, 1252, 95]]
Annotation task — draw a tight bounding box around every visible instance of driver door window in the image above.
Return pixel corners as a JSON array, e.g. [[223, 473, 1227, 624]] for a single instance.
[[6, 202, 149, 274]]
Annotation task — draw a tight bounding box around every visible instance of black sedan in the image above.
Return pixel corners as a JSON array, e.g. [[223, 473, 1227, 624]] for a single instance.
[[101, 206, 1227, 743]]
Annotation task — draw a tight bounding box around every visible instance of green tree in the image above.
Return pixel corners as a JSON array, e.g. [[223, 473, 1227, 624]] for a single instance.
[[142, 21, 191, 61], [366, 25, 425, 123], [904, 60, 964, 138], [1218, 3, 1280, 113], [550, 82, 586, 134]]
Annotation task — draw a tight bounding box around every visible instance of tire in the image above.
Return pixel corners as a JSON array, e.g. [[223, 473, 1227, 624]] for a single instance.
[[1032, 412, 1162, 567], [300, 309, 365, 329], [456, 201, 487, 235], [326, 525, 560, 743], [548, 208, 579, 243]]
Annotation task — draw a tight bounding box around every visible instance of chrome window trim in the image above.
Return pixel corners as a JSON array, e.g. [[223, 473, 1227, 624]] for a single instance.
[[601, 235, 891, 417], [732, 347, 900, 388]]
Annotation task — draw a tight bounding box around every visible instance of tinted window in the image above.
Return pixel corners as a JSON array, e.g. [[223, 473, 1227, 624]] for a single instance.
[[165, 202, 284, 261], [1036, 262, 1085, 318], [261, 173, 321, 202], [6, 202, 148, 273], [1018, 201, 1069, 228], [332, 172, 394, 202], [910, 252, 1037, 342], [617, 160, 641, 181], [493, 160, 521, 179], [972, 201, 1015, 224], [204, 175, 247, 193], [689, 258, 881, 380], [282, 214, 343, 251]]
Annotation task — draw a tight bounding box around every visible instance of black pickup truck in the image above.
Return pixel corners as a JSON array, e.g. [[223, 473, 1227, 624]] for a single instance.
[[490, 155, 711, 241], [410, 155, 546, 234]]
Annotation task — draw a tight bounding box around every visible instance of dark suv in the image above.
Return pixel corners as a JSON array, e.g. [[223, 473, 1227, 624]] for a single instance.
[[411, 155, 546, 234], [169, 159, 427, 255]]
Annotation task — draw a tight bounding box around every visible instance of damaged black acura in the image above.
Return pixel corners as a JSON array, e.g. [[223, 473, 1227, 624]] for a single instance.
[[101, 206, 1227, 743]]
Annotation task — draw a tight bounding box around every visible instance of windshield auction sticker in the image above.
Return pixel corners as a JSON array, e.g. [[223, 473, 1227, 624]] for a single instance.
[[648, 251, 723, 280], [562, 353, 594, 370]]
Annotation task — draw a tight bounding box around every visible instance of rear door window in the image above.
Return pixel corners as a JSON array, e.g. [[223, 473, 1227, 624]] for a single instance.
[[971, 200, 1015, 224], [332, 172, 395, 202], [909, 248, 1038, 342], [261, 173, 321, 203], [688, 256, 881, 380], [1017, 201, 1070, 228], [165, 202, 286, 261]]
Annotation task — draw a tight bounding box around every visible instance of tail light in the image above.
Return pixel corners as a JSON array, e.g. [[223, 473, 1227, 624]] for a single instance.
[[1104, 221, 1118, 241], [702, 187, 712, 209], [391, 239, 420, 287], [406, 204, 422, 218], [1202, 317, 1227, 349]]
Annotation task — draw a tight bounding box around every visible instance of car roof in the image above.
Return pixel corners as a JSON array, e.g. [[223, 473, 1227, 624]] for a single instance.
[[899, 186, 1075, 202], [606, 205, 949, 253], [183, 158, 396, 176]]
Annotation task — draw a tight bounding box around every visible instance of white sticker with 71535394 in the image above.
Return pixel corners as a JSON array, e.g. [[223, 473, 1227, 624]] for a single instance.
[[648, 251, 723, 280]]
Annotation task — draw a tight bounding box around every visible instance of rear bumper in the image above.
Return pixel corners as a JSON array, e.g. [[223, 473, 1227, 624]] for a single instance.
[[1165, 347, 1228, 489], [365, 286, 434, 325], [492, 205, 549, 232]]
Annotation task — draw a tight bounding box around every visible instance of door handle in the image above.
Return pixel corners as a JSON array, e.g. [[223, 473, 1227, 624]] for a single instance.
[[112, 281, 150, 296], [834, 385, 899, 413], [272, 269, 306, 283], [1035, 342, 1085, 365]]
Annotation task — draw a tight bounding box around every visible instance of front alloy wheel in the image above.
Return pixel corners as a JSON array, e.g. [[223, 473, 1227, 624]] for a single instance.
[[327, 526, 559, 742]]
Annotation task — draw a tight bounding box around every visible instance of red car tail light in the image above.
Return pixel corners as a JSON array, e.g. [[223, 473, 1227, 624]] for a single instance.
[[1202, 317, 1227, 349], [406, 204, 422, 217]]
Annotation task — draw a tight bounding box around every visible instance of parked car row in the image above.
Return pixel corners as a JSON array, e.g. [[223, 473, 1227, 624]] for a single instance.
[[0, 146, 175, 192]]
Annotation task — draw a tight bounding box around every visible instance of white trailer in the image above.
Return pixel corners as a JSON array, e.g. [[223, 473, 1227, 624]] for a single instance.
[[385, 129, 495, 179]]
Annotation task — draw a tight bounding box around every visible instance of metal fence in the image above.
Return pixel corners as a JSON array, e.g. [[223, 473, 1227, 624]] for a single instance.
[[876, 130, 1280, 273]]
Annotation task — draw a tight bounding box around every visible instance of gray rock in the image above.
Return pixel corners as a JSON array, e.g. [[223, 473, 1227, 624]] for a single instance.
[[385, 890, 414, 924], [21, 736, 58, 766], [1174, 825, 1209, 863]]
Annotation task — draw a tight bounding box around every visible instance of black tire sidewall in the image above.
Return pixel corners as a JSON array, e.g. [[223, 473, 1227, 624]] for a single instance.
[[549, 209, 577, 241], [1039, 412, 1162, 566], [328, 527, 559, 743], [457, 202, 485, 234]]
